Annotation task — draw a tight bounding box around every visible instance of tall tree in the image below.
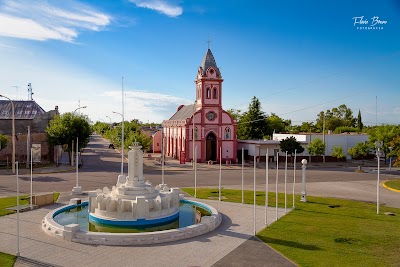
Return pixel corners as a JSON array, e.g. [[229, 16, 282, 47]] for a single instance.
[[226, 109, 242, 122], [316, 104, 356, 132], [367, 125, 400, 162], [266, 113, 291, 137], [389, 136, 400, 167], [46, 113, 92, 164], [357, 110, 363, 131], [237, 96, 268, 140]]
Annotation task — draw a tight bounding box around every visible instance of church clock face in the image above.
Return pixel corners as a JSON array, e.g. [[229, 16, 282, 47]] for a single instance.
[[206, 111, 216, 121]]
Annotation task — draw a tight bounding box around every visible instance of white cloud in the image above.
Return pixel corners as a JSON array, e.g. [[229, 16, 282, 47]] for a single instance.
[[129, 0, 183, 17], [0, 0, 111, 42], [102, 90, 191, 109]]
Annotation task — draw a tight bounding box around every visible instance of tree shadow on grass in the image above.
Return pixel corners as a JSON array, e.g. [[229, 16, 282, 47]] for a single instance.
[[257, 236, 322, 251]]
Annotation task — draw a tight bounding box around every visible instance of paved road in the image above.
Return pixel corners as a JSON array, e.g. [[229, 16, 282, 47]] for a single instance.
[[1, 134, 399, 267], [1, 134, 399, 208]]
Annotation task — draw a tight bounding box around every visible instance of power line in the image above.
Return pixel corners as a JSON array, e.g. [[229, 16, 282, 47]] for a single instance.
[[235, 88, 374, 126], [226, 50, 400, 111]]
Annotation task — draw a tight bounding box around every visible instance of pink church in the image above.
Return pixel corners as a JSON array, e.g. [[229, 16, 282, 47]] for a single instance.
[[162, 49, 237, 163]]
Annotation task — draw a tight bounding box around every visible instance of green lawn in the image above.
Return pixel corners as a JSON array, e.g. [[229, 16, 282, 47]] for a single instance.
[[182, 188, 400, 267], [0, 252, 16, 267], [385, 179, 400, 190], [0, 192, 60, 217]]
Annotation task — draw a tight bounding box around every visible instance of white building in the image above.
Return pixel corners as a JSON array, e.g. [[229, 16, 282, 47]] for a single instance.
[[273, 133, 369, 159], [237, 132, 369, 162]]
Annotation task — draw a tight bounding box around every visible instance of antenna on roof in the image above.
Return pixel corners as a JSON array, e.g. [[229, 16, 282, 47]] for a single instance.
[[27, 83, 34, 100]]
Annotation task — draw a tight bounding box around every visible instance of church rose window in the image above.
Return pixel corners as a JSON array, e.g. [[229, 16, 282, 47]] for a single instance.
[[206, 111, 216, 121], [225, 127, 231, 139]]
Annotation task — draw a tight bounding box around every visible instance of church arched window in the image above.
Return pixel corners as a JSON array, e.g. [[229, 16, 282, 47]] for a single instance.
[[213, 88, 217, 99], [194, 127, 198, 140], [206, 88, 211, 99], [225, 127, 231, 139]]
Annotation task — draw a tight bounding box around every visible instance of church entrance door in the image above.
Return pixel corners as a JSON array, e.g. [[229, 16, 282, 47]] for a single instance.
[[206, 132, 217, 161]]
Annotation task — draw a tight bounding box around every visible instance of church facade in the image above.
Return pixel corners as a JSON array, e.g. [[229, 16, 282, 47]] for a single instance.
[[162, 49, 237, 163]]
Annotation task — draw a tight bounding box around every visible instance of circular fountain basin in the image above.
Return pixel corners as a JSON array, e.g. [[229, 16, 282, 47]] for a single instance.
[[42, 199, 222, 246]]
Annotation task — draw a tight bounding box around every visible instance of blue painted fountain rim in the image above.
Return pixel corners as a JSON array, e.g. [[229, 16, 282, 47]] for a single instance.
[[53, 199, 214, 227]]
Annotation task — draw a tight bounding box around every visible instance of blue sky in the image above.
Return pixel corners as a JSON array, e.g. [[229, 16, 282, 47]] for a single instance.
[[0, 0, 399, 125]]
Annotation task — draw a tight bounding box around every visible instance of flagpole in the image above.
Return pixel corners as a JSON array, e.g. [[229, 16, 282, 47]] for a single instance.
[[276, 152, 279, 221], [293, 149, 297, 208], [265, 149, 269, 225]]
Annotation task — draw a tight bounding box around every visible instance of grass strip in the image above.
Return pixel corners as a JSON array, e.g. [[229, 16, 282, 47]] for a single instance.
[[0, 252, 17, 267], [0, 192, 60, 217], [182, 188, 400, 267], [384, 179, 400, 190]]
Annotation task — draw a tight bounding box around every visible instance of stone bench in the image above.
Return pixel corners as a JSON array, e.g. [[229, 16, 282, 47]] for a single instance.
[[32, 193, 54, 206]]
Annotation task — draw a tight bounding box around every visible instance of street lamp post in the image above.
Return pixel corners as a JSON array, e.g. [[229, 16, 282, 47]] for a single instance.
[[106, 115, 112, 125], [0, 94, 15, 174], [300, 159, 308, 202], [389, 147, 393, 171], [73, 106, 87, 114], [375, 141, 383, 214], [112, 111, 124, 175], [71, 106, 87, 167]]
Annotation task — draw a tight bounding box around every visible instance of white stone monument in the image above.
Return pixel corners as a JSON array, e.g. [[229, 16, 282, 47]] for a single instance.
[[88, 142, 182, 226]]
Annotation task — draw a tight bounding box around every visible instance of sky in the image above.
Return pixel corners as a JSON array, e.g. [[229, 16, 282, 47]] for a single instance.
[[0, 0, 399, 125]]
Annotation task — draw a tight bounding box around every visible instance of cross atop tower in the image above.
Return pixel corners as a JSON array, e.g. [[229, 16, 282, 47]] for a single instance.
[[206, 37, 212, 49]]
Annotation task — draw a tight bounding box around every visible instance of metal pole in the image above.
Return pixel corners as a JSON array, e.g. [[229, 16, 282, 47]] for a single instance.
[[76, 137, 79, 187], [284, 151, 288, 213], [301, 159, 307, 202], [219, 147, 222, 201], [16, 161, 20, 256], [276, 152, 279, 221], [253, 154, 256, 236], [242, 147, 244, 204], [121, 77, 124, 176], [265, 149, 269, 225], [26, 126, 30, 168], [323, 115, 326, 164], [293, 149, 297, 208], [161, 129, 164, 185], [377, 150, 380, 214], [30, 148, 33, 210], [195, 146, 197, 198], [71, 139, 74, 167], [12, 101, 15, 174], [193, 102, 195, 169]]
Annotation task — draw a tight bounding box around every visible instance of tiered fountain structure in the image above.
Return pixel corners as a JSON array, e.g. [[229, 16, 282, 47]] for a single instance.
[[42, 142, 222, 246], [88, 142, 181, 227]]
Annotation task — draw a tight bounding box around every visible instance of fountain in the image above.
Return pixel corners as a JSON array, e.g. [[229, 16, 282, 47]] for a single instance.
[[42, 142, 222, 246], [88, 142, 181, 227]]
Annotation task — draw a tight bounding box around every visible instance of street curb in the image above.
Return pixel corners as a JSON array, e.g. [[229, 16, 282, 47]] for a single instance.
[[382, 181, 400, 193]]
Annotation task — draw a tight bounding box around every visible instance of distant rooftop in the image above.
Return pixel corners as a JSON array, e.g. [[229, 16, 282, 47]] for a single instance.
[[0, 100, 45, 120]]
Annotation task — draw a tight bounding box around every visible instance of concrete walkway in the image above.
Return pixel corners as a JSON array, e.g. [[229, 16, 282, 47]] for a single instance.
[[1, 198, 294, 267]]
